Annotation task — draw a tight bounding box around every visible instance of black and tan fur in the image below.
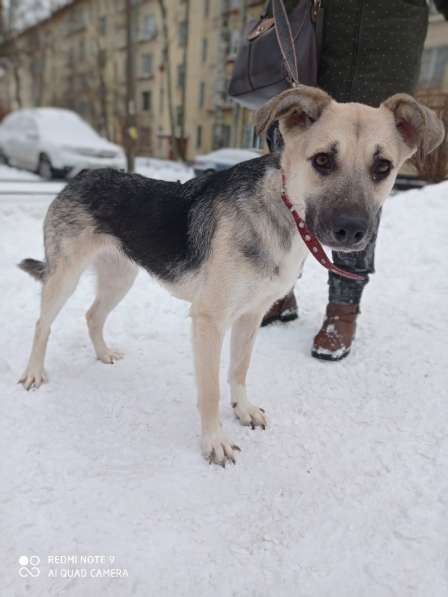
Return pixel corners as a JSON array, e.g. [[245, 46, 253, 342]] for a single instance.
[[18, 86, 444, 465]]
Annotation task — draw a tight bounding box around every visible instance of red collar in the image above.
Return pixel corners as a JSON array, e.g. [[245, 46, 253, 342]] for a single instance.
[[280, 172, 367, 282]]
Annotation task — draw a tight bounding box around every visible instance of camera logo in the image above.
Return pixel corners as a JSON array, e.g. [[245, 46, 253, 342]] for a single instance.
[[18, 555, 40, 578]]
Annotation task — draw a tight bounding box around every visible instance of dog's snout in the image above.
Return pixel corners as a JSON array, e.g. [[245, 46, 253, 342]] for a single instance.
[[332, 215, 368, 246]]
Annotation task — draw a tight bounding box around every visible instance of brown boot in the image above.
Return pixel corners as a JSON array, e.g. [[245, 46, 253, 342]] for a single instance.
[[261, 290, 298, 327], [312, 303, 359, 361]]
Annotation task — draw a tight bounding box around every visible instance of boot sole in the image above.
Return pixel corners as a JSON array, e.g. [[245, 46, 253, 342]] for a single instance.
[[261, 312, 298, 327], [311, 348, 351, 362]]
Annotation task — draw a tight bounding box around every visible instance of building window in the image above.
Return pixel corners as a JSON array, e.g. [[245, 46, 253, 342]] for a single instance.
[[243, 125, 262, 149], [99, 15, 107, 35], [142, 53, 153, 77], [221, 125, 231, 147], [196, 125, 202, 149], [79, 39, 86, 61], [198, 81, 205, 108], [142, 15, 157, 40], [98, 48, 107, 69], [201, 38, 208, 63], [66, 6, 86, 33], [160, 85, 164, 114], [142, 91, 152, 111], [78, 99, 88, 117], [176, 106, 184, 128], [66, 46, 74, 68], [138, 126, 152, 154], [419, 46, 448, 89], [177, 64, 186, 88], [178, 21, 187, 47], [213, 124, 231, 148]]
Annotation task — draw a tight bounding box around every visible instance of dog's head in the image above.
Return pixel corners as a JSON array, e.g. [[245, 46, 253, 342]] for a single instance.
[[255, 85, 445, 252]]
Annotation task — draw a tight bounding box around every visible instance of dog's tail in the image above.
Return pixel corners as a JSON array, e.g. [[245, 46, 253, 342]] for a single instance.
[[18, 258, 47, 282]]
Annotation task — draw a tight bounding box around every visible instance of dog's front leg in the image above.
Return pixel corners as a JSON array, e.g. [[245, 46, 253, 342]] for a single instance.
[[228, 311, 267, 429], [192, 311, 239, 466]]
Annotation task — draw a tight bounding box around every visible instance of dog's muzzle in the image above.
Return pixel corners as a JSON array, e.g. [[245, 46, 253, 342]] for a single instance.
[[280, 173, 367, 281], [306, 206, 373, 253], [331, 214, 368, 248]]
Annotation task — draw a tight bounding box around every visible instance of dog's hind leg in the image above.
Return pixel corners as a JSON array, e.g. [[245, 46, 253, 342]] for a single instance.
[[228, 310, 267, 429], [19, 258, 86, 390], [86, 252, 138, 364]]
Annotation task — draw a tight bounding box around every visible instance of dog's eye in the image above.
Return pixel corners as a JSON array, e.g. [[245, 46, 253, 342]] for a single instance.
[[372, 159, 392, 182], [311, 153, 335, 175]]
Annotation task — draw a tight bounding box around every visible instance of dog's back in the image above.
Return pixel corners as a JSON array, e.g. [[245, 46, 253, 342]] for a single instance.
[[36, 157, 278, 283], [37, 168, 216, 283]]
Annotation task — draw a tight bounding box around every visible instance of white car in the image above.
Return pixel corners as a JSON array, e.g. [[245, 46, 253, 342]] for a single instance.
[[0, 108, 126, 179], [193, 148, 261, 176]]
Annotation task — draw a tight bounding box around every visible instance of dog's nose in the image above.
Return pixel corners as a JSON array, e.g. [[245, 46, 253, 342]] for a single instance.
[[332, 215, 368, 246]]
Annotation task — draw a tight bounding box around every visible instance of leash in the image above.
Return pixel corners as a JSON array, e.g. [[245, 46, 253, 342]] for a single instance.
[[271, 1, 364, 282], [280, 172, 367, 281]]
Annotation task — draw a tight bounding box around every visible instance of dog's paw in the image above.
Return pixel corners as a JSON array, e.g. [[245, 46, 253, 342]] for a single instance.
[[97, 349, 124, 364], [232, 402, 267, 430], [201, 430, 241, 467], [18, 367, 48, 390]]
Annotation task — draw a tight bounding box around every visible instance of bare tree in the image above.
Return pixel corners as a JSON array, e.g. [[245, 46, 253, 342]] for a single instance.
[[0, 0, 24, 108], [157, 0, 180, 161], [0, 0, 58, 110], [0, 1, 4, 38], [125, 0, 137, 171], [214, 0, 231, 148], [178, 0, 190, 161], [232, 0, 249, 147], [95, 43, 110, 139], [26, 27, 50, 106]]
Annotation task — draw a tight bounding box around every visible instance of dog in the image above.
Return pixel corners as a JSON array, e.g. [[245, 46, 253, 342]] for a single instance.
[[18, 85, 444, 465]]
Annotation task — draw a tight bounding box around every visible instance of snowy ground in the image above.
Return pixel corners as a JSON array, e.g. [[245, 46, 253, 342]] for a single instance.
[[0, 165, 42, 181], [1, 164, 447, 597]]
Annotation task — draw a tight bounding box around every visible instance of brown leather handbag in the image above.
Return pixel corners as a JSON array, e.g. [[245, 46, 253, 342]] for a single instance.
[[228, 0, 321, 109]]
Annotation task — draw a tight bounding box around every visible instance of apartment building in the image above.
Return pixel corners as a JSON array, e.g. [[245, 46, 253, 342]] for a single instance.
[[0, 0, 446, 161], [0, 0, 266, 159]]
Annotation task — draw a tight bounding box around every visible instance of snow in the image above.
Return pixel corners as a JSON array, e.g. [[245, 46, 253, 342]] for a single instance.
[[0, 160, 192, 200], [0, 165, 65, 201], [26, 108, 120, 152], [194, 148, 261, 166], [135, 157, 194, 182], [5, 0, 70, 31], [0, 180, 66, 198], [0, 164, 41, 181], [1, 165, 448, 596]]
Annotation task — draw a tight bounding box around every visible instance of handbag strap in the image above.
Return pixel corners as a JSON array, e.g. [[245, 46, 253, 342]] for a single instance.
[[272, 0, 321, 86], [272, 0, 300, 85]]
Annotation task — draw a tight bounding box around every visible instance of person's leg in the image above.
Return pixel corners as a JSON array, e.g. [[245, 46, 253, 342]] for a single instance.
[[312, 209, 381, 360], [261, 289, 298, 327], [261, 123, 298, 327], [312, 0, 428, 360]]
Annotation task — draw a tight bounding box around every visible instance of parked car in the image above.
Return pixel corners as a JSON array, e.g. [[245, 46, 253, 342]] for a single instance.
[[0, 108, 126, 179], [192, 148, 261, 176]]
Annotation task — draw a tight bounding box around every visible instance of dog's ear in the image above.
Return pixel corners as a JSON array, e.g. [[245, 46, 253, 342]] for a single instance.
[[254, 85, 332, 137], [382, 93, 445, 156]]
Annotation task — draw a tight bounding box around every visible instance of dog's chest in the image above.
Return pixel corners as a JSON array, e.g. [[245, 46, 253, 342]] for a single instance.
[[266, 234, 306, 294]]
